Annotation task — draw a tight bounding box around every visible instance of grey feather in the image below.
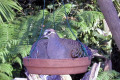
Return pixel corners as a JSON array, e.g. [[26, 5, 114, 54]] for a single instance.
[[30, 39, 48, 58]]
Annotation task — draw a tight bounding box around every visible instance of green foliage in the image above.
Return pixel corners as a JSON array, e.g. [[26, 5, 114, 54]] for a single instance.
[[113, 0, 120, 16], [0, 0, 22, 23], [97, 70, 120, 80], [0, 17, 32, 79], [24, 4, 77, 40], [45, 4, 77, 40], [45, 4, 72, 27], [0, 64, 13, 80], [0, 64, 13, 76], [0, 73, 12, 80], [0, 21, 32, 63], [70, 10, 112, 54], [70, 11, 104, 33]]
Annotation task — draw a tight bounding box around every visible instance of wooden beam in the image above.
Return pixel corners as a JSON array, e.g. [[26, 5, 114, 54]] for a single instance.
[[97, 0, 120, 50]]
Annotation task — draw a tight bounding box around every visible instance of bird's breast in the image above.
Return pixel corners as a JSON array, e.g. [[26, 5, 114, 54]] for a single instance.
[[47, 41, 71, 59]]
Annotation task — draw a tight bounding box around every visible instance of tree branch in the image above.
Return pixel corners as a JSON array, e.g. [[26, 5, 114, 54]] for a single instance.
[[97, 0, 120, 50]]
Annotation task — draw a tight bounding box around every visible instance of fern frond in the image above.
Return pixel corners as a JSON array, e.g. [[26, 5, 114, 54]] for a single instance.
[[0, 48, 9, 57], [12, 57, 22, 68], [64, 27, 77, 40], [70, 11, 104, 33], [0, 63, 13, 76], [0, 40, 19, 49], [45, 4, 72, 28], [0, 0, 22, 23], [15, 45, 32, 57], [0, 56, 6, 63], [97, 70, 120, 80], [0, 72, 12, 80]]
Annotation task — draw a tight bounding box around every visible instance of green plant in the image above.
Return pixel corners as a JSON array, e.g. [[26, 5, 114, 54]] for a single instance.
[[70, 10, 112, 54], [24, 4, 77, 41], [97, 70, 120, 80], [0, 64, 13, 80], [0, 0, 22, 23], [113, 0, 120, 16], [0, 17, 32, 79]]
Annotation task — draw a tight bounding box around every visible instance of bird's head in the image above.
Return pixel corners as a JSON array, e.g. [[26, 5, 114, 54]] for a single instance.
[[43, 29, 57, 39]]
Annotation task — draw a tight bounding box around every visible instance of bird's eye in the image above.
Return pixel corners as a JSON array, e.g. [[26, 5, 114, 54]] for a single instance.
[[46, 31, 51, 35], [48, 31, 51, 34]]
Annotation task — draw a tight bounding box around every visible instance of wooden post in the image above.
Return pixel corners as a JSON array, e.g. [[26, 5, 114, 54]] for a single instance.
[[97, 0, 120, 50]]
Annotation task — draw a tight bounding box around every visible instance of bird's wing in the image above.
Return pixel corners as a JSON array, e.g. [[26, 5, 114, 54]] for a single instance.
[[60, 38, 84, 58], [30, 39, 49, 58]]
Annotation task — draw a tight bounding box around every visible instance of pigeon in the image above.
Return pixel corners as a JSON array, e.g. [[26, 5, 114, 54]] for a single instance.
[[42, 28, 87, 59], [30, 28, 92, 59], [43, 29, 72, 59]]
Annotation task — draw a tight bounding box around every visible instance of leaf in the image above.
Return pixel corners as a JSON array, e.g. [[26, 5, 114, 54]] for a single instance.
[[16, 45, 32, 57], [45, 4, 72, 28], [0, 63, 13, 76], [97, 70, 120, 80], [0, 72, 12, 80], [12, 57, 22, 68], [0, 0, 22, 23]]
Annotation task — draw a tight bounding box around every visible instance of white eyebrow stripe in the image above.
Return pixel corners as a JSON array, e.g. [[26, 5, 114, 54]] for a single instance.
[[44, 31, 48, 35], [47, 32, 55, 36], [51, 32, 55, 34]]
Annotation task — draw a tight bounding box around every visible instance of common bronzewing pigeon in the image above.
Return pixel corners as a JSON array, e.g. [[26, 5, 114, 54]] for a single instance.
[[31, 28, 92, 59]]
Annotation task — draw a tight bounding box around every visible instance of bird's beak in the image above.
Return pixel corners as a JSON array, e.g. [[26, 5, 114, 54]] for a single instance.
[[40, 35, 45, 39], [40, 35, 48, 39]]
